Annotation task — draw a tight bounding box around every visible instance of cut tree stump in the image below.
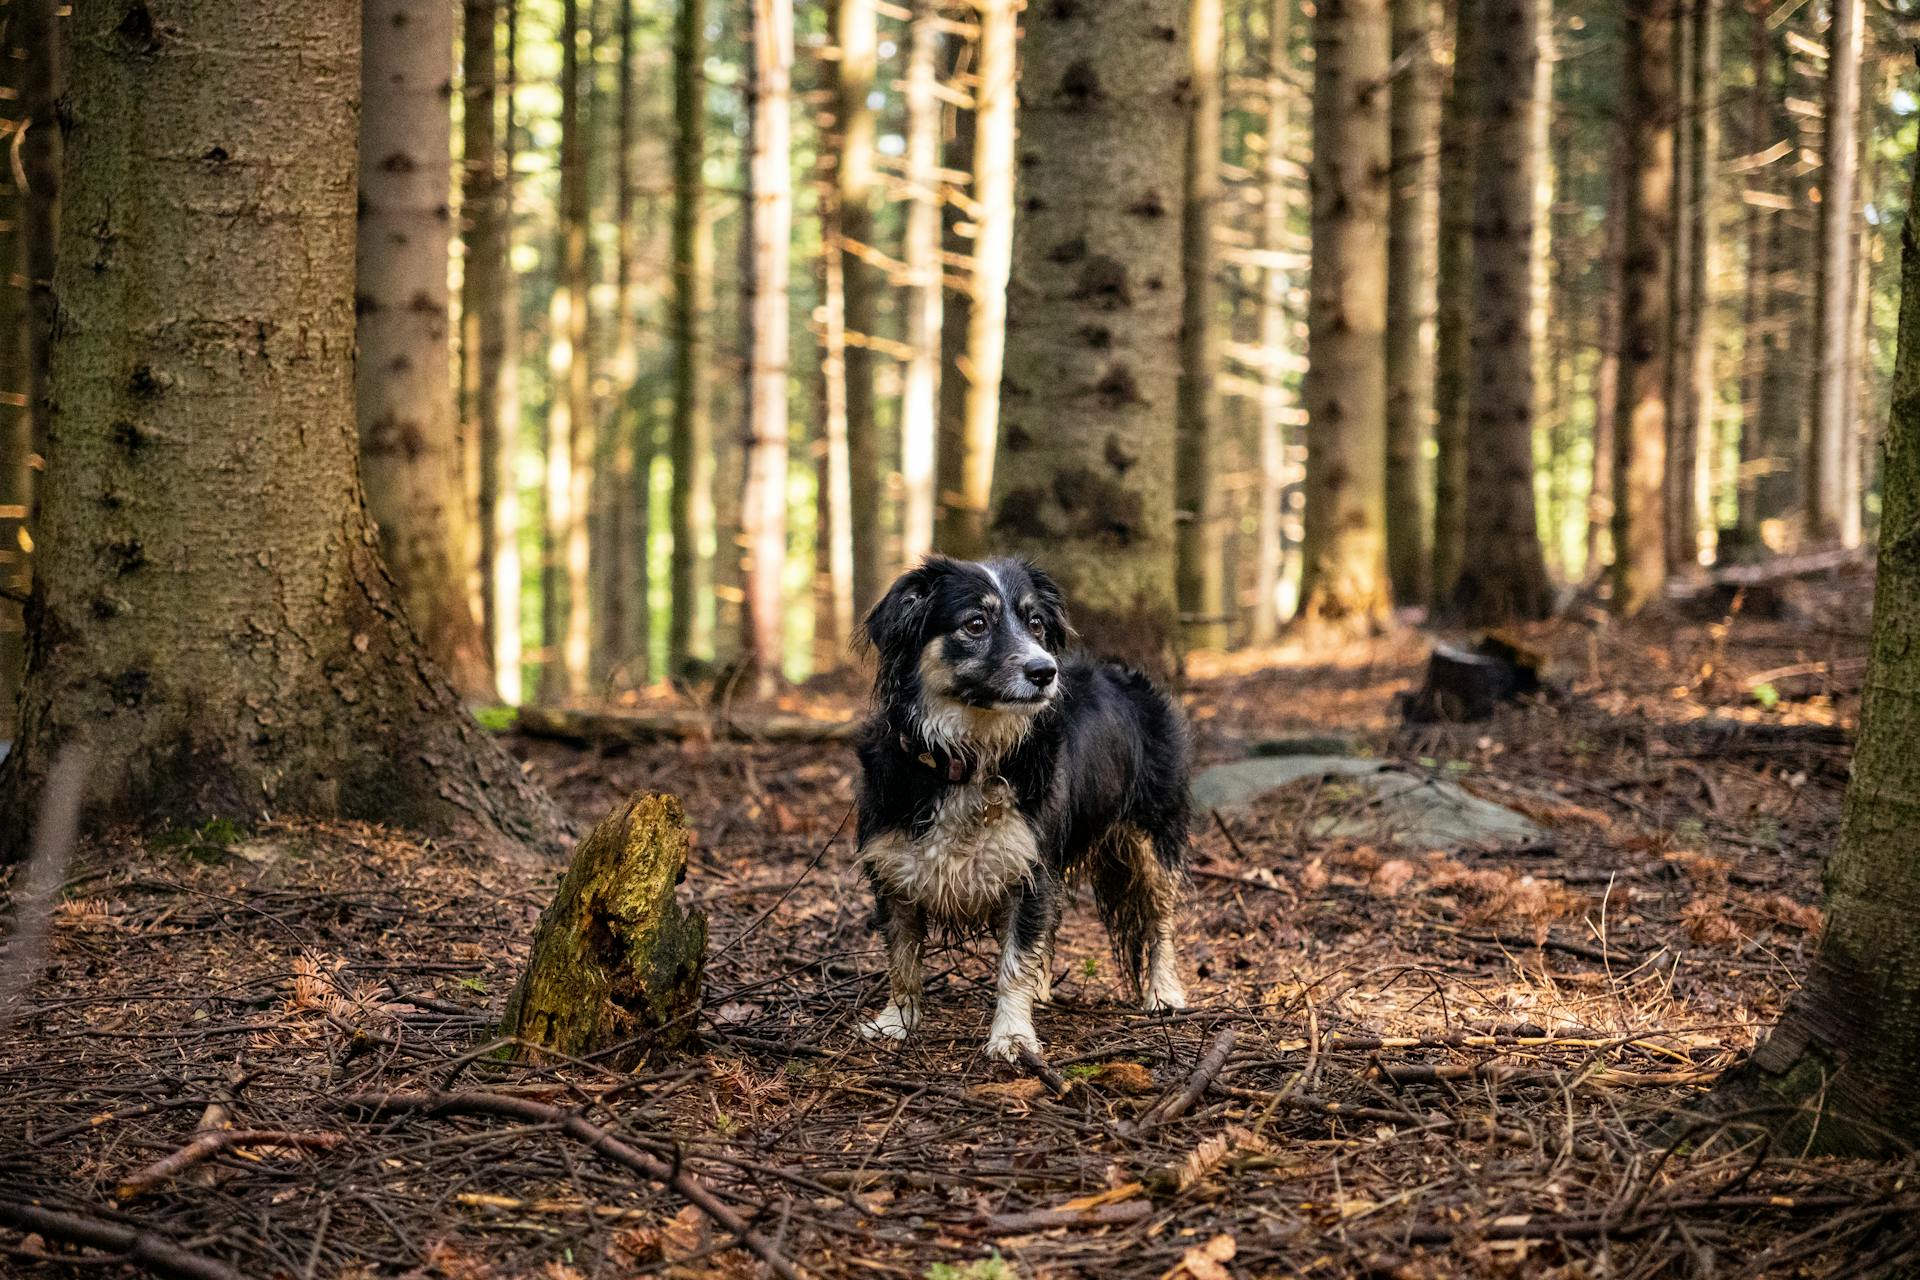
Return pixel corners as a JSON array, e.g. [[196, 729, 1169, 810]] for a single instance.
[[501, 793, 707, 1067], [1400, 633, 1547, 723]]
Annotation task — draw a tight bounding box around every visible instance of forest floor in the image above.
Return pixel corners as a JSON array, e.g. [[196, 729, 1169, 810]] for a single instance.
[[6, 567, 1918, 1278]]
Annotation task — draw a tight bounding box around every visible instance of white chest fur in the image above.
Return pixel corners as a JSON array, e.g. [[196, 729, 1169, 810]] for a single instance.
[[861, 778, 1041, 923]]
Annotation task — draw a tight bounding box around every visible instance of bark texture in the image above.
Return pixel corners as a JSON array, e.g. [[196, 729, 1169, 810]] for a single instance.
[[556, 0, 594, 696], [0, 0, 566, 861], [358, 0, 489, 699], [1299, 0, 1393, 633], [899, 0, 942, 566], [1429, 0, 1476, 600], [1249, 0, 1296, 644], [1176, 0, 1228, 650], [990, 0, 1189, 680], [743, 0, 792, 691], [1449, 0, 1553, 624], [835, 0, 885, 614], [502, 793, 706, 1066], [1610, 0, 1674, 614], [669, 0, 715, 672], [1805, 0, 1863, 546], [1385, 0, 1439, 607], [1714, 156, 1920, 1154], [21, 0, 59, 463], [1684, 0, 1719, 563]]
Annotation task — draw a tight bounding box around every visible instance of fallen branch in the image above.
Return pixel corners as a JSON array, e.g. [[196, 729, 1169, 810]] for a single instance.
[[1016, 1044, 1071, 1098], [0, 1198, 249, 1280], [984, 1201, 1153, 1234], [1129, 1028, 1236, 1136], [515, 704, 856, 746], [117, 1129, 346, 1199], [336, 1090, 801, 1280]]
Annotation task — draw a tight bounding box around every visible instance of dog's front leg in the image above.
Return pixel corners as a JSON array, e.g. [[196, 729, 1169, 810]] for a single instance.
[[860, 895, 926, 1042], [985, 882, 1058, 1062]]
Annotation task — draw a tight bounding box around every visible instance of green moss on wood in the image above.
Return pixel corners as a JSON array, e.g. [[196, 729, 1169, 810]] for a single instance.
[[501, 792, 707, 1067]]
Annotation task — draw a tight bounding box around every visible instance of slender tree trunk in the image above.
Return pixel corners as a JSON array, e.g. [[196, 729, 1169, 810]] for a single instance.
[[20, 0, 57, 464], [563, 0, 594, 694], [0, 0, 565, 861], [1687, 0, 1719, 557], [1806, 0, 1862, 545], [1610, 0, 1675, 614], [1177, 0, 1229, 650], [0, 11, 26, 727], [1665, 0, 1697, 572], [935, 23, 976, 557], [669, 0, 715, 673], [602, 0, 645, 688], [815, 170, 856, 667], [463, 0, 523, 704], [990, 0, 1190, 679], [1385, 0, 1439, 607], [1732, 0, 1770, 550], [834, 0, 885, 614], [1299, 0, 1393, 633], [1588, 145, 1627, 573], [938, 0, 1018, 562], [1449, 0, 1552, 623], [1250, 0, 1296, 644], [1429, 0, 1475, 600], [1713, 143, 1920, 1155], [358, 0, 489, 699], [743, 0, 792, 694], [899, 0, 943, 568]]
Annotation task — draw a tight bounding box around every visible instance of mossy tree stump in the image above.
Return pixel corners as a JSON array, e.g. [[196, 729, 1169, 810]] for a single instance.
[[502, 793, 707, 1067]]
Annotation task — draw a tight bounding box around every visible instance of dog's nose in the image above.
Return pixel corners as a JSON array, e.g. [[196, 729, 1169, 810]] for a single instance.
[[1023, 657, 1057, 688]]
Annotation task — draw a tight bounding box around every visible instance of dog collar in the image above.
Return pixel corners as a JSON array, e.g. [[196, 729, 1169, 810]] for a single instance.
[[899, 733, 973, 784]]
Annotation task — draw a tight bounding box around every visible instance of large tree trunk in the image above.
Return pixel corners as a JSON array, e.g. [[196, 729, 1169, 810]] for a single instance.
[[358, 0, 489, 700], [1713, 142, 1920, 1156], [1428, 0, 1475, 601], [742, 0, 792, 694], [1449, 0, 1553, 624], [1609, 0, 1675, 615], [669, 0, 715, 674], [0, 17, 26, 727], [936, 0, 1017, 562], [899, 0, 942, 568], [989, 0, 1189, 679], [834, 0, 885, 616], [1176, 0, 1228, 651], [463, 0, 523, 704], [0, 0, 566, 862], [1299, 0, 1393, 633], [1385, 0, 1439, 608], [1249, 0, 1297, 645], [1805, 0, 1862, 546]]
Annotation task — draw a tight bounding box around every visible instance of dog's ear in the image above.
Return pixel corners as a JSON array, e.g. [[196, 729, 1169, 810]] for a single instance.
[[861, 560, 944, 656], [1023, 562, 1075, 650]]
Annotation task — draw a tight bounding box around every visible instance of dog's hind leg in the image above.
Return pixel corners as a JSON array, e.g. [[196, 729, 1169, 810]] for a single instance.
[[1093, 828, 1188, 1012], [860, 895, 926, 1042], [985, 880, 1059, 1061]]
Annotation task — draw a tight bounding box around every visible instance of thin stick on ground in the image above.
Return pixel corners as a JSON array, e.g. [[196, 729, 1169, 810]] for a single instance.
[[0, 1199, 251, 1280]]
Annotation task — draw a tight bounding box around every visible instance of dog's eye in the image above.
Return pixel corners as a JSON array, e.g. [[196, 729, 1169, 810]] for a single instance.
[[1026, 614, 1046, 638], [962, 616, 989, 637]]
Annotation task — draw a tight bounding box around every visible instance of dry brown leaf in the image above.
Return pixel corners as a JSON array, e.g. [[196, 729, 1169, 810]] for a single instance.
[[1091, 1061, 1156, 1094], [660, 1204, 707, 1263], [1370, 858, 1418, 897], [1681, 896, 1745, 948], [969, 1078, 1048, 1105]]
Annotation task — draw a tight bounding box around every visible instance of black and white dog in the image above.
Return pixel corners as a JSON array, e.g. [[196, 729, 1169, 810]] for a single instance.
[[853, 556, 1191, 1061]]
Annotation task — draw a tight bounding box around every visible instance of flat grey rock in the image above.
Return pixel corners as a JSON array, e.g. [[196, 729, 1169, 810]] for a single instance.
[[1193, 756, 1544, 850]]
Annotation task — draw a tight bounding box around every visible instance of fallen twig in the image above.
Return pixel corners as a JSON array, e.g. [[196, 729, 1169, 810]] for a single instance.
[[336, 1090, 802, 1280], [0, 1198, 248, 1280], [1129, 1028, 1236, 1137], [984, 1201, 1153, 1233], [1016, 1044, 1071, 1098], [117, 1129, 346, 1199]]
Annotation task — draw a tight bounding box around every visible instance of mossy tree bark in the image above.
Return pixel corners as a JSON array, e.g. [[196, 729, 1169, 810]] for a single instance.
[[1712, 156, 1920, 1154], [668, 0, 715, 674], [358, 0, 490, 701], [1448, 0, 1553, 625], [1176, 0, 1228, 652], [0, 0, 567, 863], [503, 793, 707, 1066], [1609, 0, 1675, 615], [1429, 0, 1476, 602], [1385, 0, 1439, 608], [989, 0, 1189, 680], [1299, 0, 1393, 634]]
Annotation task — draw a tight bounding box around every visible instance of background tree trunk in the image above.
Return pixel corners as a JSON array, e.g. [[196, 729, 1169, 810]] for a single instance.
[[1732, 0, 1770, 551], [1713, 142, 1920, 1155], [1385, 0, 1438, 608], [1610, 0, 1675, 614], [1429, 0, 1475, 601], [562, 0, 595, 696], [1177, 0, 1229, 651], [743, 0, 792, 694], [603, 0, 646, 689], [937, 0, 1017, 562], [834, 0, 885, 615], [899, 0, 942, 568], [21, 0, 58, 471], [669, 0, 715, 674], [1588, 146, 1626, 572], [815, 170, 856, 667], [0, 0, 565, 861], [1299, 0, 1393, 632], [1250, 0, 1296, 645], [1805, 0, 1862, 546], [358, 0, 490, 700], [1686, 0, 1719, 562], [1449, 0, 1553, 623], [1665, 0, 1696, 573], [989, 0, 1189, 679], [0, 8, 26, 728]]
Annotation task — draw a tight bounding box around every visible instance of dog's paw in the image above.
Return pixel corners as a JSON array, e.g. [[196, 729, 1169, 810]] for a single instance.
[[984, 1019, 1041, 1063], [859, 1001, 919, 1042], [1033, 968, 1053, 1006], [1141, 973, 1187, 1014]]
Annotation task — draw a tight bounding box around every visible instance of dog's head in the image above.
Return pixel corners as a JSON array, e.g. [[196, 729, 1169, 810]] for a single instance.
[[863, 557, 1072, 750]]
